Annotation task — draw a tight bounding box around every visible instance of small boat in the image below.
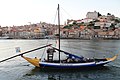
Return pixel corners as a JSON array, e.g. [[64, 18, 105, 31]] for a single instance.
[[21, 4, 118, 69], [21, 49, 118, 69], [0, 36, 9, 39]]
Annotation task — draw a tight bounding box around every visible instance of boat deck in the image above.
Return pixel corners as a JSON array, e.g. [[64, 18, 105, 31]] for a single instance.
[[44, 58, 107, 63]]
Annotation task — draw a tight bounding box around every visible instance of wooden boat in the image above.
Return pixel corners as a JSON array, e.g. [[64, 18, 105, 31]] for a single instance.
[[0, 4, 117, 68], [21, 4, 118, 69], [21, 49, 118, 69]]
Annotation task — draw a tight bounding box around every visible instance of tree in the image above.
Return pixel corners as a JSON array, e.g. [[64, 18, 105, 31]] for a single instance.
[[89, 21, 94, 26], [94, 19, 100, 22], [110, 23, 115, 30], [0, 31, 2, 36], [98, 12, 102, 17], [73, 21, 77, 25], [114, 19, 120, 23], [107, 13, 111, 15]]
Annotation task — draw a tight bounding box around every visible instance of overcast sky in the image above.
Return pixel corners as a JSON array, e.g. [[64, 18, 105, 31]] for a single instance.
[[0, 0, 120, 26]]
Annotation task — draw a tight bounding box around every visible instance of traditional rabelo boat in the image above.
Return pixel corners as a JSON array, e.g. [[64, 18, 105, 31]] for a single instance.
[[0, 4, 118, 69], [20, 4, 118, 69]]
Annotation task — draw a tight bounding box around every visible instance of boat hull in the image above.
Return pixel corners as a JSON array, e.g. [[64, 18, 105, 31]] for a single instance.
[[39, 60, 111, 69], [21, 55, 118, 69]]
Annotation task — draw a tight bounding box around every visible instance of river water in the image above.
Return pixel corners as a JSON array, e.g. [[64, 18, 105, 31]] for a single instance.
[[0, 39, 120, 80]]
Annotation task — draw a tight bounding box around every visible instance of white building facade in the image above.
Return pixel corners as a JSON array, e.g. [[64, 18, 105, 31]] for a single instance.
[[86, 11, 98, 19]]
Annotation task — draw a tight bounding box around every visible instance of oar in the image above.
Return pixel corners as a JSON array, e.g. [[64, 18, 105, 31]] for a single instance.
[[0, 44, 52, 63]]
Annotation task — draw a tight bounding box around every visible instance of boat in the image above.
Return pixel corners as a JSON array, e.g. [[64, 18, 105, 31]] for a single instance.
[[0, 4, 118, 69], [0, 36, 9, 39], [20, 4, 118, 69]]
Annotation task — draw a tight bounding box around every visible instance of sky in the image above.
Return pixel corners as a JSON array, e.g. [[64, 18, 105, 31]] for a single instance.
[[0, 0, 120, 26]]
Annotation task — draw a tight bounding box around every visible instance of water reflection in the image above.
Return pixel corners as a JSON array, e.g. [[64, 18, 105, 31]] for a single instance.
[[48, 75, 60, 80], [22, 66, 110, 80]]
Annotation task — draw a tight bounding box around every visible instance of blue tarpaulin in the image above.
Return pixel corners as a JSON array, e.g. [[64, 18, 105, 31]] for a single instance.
[[63, 52, 84, 60]]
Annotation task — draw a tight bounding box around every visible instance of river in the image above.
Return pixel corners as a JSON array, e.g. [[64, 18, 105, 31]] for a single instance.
[[0, 39, 120, 80]]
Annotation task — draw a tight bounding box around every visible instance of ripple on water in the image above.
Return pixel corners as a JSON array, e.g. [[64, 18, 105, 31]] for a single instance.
[[0, 40, 120, 80]]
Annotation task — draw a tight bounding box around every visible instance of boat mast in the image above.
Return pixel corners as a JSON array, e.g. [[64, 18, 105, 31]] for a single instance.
[[58, 4, 60, 62]]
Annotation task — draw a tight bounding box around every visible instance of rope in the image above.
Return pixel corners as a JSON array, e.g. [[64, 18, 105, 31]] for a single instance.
[[61, 6, 73, 19], [55, 38, 58, 48], [53, 9, 58, 24], [40, 39, 50, 60], [41, 6, 58, 60], [66, 40, 73, 53]]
